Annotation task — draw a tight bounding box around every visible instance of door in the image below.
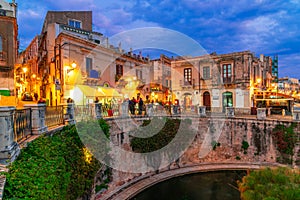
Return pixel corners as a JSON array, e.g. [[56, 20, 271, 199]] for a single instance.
[[222, 92, 233, 112], [203, 91, 211, 111]]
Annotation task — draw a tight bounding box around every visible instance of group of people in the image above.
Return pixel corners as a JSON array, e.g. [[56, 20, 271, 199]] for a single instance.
[[128, 97, 145, 115]]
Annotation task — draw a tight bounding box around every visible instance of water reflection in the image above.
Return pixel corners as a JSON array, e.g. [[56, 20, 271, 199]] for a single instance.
[[131, 171, 246, 200]]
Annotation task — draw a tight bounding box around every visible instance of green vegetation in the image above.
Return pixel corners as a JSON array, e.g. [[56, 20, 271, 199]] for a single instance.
[[3, 122, 105, 200], [130, 118, 192, 153], [211, 140, 220, 150], [130, 118, 194, 171], [272, 123, 297, 155], [238, 167, 300, 200], [242, 140, 249, 154]]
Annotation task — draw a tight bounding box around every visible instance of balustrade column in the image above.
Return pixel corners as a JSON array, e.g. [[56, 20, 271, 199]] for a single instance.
[[95, 103, 102, 119], [24, 104, 47, 134], [63, 103, 75, 125], [0, 106, 20, 162], [121, 101, 129, 117], [257, 108, 266, 120], [226, 107, 235, 118], [198, 106, 206, 117], [293, 110, 300, 121]]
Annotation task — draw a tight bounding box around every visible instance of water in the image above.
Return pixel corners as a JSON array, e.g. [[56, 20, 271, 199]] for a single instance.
[[131, 170, 246, 200]]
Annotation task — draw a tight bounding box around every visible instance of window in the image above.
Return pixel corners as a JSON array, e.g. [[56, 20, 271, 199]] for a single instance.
[[115, 64, 123, 81], [222, 64, 232, 83], [184, 68, 192, 85], [69, 19, 81, 29], [86, 57, 93, 77], [136, 69, 142, 80], [203, 66, 210, 79]]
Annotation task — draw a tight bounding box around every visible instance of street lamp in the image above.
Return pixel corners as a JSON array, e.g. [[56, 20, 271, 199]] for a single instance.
[[67, 61, 77, 74]]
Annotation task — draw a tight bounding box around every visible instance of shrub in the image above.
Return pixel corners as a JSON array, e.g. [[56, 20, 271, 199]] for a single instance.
[[238, 167, 300, 200], [3, 124, 102, 200]]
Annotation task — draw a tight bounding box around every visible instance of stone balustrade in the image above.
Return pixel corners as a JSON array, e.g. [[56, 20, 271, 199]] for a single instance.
[[24, 104, 47, 135], [120, 101, 129, 117], [63, 103, 75, 125], [0, 107, 19, 162], [198, 106, 206, 117], [257, 108, 266, 120], [225, 107, 235, 118], [293, 110, 300, 121]]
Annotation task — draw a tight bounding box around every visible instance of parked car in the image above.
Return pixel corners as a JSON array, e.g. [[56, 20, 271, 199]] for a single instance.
[[21, 92, 33, 101]]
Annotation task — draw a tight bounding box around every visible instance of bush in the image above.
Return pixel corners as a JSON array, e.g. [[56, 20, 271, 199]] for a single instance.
[[238, 167, 300, 200], [3, 124, 102, 200]]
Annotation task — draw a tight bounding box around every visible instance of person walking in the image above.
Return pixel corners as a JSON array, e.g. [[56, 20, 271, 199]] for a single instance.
[[138, 97, 144, 115], [129, 97, 136, 115]]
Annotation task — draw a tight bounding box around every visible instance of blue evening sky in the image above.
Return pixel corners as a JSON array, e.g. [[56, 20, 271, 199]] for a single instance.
[[15, 0, 300, 79]]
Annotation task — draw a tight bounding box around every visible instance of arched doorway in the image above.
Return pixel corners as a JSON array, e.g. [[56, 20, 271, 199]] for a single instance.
[[183, 93, 192, 111], [203, 91, 211, 111], [222, 92, 233, 112]]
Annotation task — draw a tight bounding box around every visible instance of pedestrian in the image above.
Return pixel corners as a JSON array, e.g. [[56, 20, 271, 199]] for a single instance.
[[67, 97, 73, 103], [129, 97, 136, 115], [34, 93, 38, 101], [138, 98, 144, 115], [38, 97, 45, 104], [94, 97, 99, 103]]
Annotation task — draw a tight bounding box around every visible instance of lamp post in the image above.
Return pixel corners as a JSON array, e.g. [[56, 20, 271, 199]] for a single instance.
[[54, 42, 71, 105]]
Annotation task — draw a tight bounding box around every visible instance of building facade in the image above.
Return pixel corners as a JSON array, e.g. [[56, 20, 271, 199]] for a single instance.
[[31, 11, 151, 105], [15, 36, 39, 100], [0, 0, 18, 95], [171, 51, 273, 113]]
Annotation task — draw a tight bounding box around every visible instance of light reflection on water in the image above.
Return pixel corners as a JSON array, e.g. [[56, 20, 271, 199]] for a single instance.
[[131, 170, 246, 200]]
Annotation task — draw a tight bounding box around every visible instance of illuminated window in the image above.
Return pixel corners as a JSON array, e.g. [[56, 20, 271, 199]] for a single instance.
[[184, 68, 192, 85], [115, 64, 123, 81]]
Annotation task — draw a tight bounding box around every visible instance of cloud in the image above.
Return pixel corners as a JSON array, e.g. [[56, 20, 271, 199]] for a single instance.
[[15, 1, 300, 78]]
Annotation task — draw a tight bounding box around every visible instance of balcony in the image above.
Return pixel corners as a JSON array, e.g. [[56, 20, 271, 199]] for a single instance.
[[180, 79, 195, 89], [222, 77, 233, 85]]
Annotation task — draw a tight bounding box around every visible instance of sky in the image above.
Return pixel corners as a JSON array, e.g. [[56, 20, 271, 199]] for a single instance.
[[15, 0, 300, 79]]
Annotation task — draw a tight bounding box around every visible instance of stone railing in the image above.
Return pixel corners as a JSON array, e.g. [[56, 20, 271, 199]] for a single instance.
[[14, 108, 32, 142], [45, 105, 64, 128]]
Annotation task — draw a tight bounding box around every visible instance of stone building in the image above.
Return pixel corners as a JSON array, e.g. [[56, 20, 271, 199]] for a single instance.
[[278, 77, 300, 99], [148, 55, 172, 103], [171, 51, 273, 113], [0, 0, 18, 96], [34, 11, 150, 105], [15, 36, 39, 100]]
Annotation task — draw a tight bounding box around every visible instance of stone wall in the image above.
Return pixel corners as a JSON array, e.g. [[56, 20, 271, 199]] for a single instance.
[[107, 117, 299, 168]]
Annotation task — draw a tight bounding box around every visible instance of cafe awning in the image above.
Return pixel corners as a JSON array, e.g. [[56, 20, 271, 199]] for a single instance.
[[76, 85, 106, 97], [97, 87, 122, 97]]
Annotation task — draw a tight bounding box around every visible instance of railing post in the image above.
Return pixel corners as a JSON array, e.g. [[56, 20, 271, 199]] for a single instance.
[[226, 107, 235, 118], [64, 103, 75, 125], [0, 106, 20, 162], [172, 105, 179, 115], [198, 106, 206, 117], [24, 104, 48, 134], [293, 110, 300, 121], [257, 108, 266, 120], [121, 101, 129, 117], [95, 103, 102, 119]]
